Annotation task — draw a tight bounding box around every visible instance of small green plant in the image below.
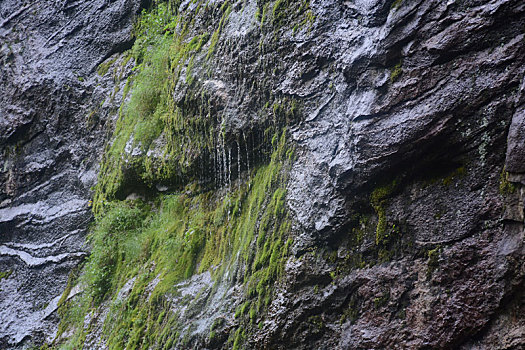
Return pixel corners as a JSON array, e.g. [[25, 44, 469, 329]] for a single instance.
[[97, 57, 117, 76], [499, 168, 517, 194], [391, 0, 403, 10], [426, 245, 441, 279], [370, 179, 399, 245], [390, 62, 402, 82], [0, 270, 12, 280], [373, 292, 389, 309], [442, 166, 466, 186]]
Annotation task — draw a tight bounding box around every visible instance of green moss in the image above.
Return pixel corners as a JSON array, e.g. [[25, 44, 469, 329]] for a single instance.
[[0, 270, 12, 280], [442, 166, 466, 186], [272, 0, 285, 20], [209, 330, 216, 340], [391, 0, 403, 10], [370, 179, 399, 245], [92, 8, 214, 215], [260, 3, 269, 29], [231, 327, 244, 350], [333, 198, 413, 273], [390, 62, 402, 82], [373, 291, 390, 309], [340, 296, 359, 324], [207, 3, 231, 59], [56, 130, 293, 349], [0, 270, 12, 291], [292, 3, 315, 34], [351, 214, 368, 245], [56, 268, 80, 316], [131, 4, 174, 64], [426, 245, 441, 279], [266, 0, 314, 33], [249, 306, 257, 323], [97, 57, 118, 76], [55, 2, 299, 348], [500, 168, 517, 195], [307, 315, 325, 331]]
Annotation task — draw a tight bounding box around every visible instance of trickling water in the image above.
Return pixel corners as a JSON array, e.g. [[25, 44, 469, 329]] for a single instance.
[[243, 131, 250, 176], [237, 140, 241, 193], [209, 128, 262, 191], [228, 147, 232, 189], [222, 134, 227, 188], [251, 132, 256, 171], [214, 141, 218, 187], [219, 138, 223, 187], [216, 136, 223, 187], [199, 148, 204, 184], [214, 143, 218, 187]]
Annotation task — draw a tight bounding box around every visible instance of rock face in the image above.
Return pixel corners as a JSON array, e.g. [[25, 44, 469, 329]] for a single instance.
[[0, 0, 143, 347], [1, 0, 524, 349]]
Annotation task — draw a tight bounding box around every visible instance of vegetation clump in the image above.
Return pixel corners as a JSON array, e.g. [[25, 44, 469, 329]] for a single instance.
[[391, 0, 403, 10], [426, 245, 441, 279], [390, 62, 402, 82], [93, 2, 216, 215], [370, 179, 399, 245], [499, 167, 517, 194], [56, 130, 293, 349], [97, 56, 118, 76], [0, 270, 12, 280], [54, 2, 301, 348], [55, 7, 296, 348]]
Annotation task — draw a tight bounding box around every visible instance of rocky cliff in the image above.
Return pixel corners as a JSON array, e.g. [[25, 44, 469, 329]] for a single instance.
[[0, 0, 142, 346], [0, 0, 524, 349]]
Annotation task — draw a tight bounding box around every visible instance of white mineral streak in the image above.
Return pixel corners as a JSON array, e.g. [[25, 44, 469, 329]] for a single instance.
[[0, 245, 86, 267]]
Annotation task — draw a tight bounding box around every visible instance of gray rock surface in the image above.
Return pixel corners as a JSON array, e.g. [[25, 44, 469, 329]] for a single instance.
[[1, 0, 524, 348], [0, 0, 142, 347]]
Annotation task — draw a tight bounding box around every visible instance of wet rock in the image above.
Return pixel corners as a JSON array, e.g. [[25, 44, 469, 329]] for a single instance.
[[1, 0, 525, 348], [0, 0, 141, 347]]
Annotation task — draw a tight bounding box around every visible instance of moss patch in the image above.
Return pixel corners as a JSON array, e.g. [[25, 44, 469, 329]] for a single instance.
[[370, 179, 399, 245], [55, 2, 301, 348], [442, 166, 466, 186], [390, 62, 402, 82], [0, 270, 12, 280], [97, 56, 118, 76], [426, 245, 441, 279], [56, 130, 293, 349], [391, 0, 403, 10], [499, 167, 517, 195]]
